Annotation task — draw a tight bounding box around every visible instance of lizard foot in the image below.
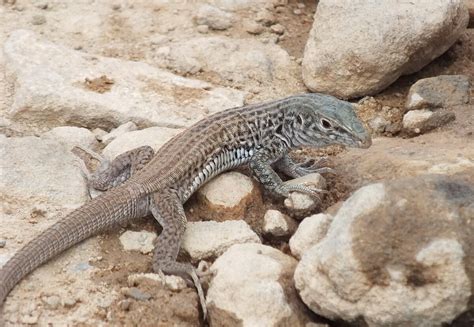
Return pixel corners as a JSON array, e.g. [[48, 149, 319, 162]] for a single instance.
[[293, 156, 335, 176]]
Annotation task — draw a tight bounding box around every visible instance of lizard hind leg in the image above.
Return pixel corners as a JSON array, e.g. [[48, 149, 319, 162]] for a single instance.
[[73, 145, 154, 194], [150, 192, 207, 320]]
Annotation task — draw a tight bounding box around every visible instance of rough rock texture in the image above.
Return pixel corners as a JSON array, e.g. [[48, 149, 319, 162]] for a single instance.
[[406, 75, 471, 110], [98, 121, 138, 146], [289, 213, 333, 259], [4, 30, 246, 131], [284, 173, 326, 212], [182, 220, 260, 261], [102, 126, 182, 160], [42, 126, 98, 150], [196, 171, 262, 221], [263, 209, 297, 238], [207, 243, 312, 326], [467, 0, 474, 27], [295, 172, 474, 326], [153, 36, 303, 97], [402, 109, 456, 136], [302, 0, 469, 98], [119, 230, 157, 254], [194, 4, 234, 30]]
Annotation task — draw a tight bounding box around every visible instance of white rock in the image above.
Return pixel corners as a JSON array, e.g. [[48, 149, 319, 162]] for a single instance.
[[289, 213, 333, 259], [207, 243, 310, 326], [128, 273, 187, 291], [182, 221, 260, 260], [294, 174, 473, 326], [119, 230, 157, 254], [102, 126, 182, 160], [198, 172, 254, 208], [153, 36, 302, 97], [4, 30, 246, 130], [0, 134, 86, 206], [302, 0, 469, 98], [98, 121, 137, 145], [263, 209, 296, 238], [402, 109, 455, 135], [195, 4, 234, 30], [42, 126, 98, 150], [283, 173, 326, 211]]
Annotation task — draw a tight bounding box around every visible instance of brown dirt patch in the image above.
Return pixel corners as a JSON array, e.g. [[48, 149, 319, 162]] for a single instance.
[[83, 75, 115, 94]]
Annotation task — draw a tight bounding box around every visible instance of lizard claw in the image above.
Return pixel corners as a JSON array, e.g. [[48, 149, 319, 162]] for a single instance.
[[294, 157, 335, 176]]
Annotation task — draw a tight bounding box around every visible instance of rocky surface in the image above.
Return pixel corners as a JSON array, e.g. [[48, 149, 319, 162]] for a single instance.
[[119, 230, 157, 254], [207, 243, 312, 326], [283, 173, 327, 212], [263, 209, 297, 238], [0, 0, 472, 325], [295, 172, 474, 326], [402, 109, 456, 136], [406, 75, 471, 110], [302, 0, 469, 98]]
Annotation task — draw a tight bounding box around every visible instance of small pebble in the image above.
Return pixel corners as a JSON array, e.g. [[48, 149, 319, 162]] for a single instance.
[[119, 299, 132, 311], [122, 287, 152, 301], [196, 24, 209, 34], [293, 9, 302, 15], [42, 295, 61, 310], [270, 23, 285, 35], [31, 15, 47, 25], [297, 3, 306, 9], [0, 240, 6, 248]]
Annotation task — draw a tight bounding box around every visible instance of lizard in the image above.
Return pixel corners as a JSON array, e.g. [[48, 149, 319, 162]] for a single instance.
[[0, 93, 371, 319]]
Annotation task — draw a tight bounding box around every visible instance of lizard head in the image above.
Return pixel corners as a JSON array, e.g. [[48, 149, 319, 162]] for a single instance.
[[289, 93, 372, 149]]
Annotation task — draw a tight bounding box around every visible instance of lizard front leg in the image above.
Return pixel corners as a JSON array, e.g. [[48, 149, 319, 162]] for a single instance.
[[74, 145, 154, 193], [150, 192, 207, 319], [273, 153, 334, 178], [250, 144, 325, 200]]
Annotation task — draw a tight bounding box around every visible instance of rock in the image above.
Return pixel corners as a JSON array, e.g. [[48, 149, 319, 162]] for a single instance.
[[196, 24, 209, 34], [357, 96, 404, 135], [243, 20, 264, 35], [182, 220, 260, 260], [0, 240, 6, 248], [294, 172, 474, 326], [406, 75, 471, 110], [98, 121, 137, 145], [128, 273, 187, 291], [102, 126, 182, 160], [122, 287, 152, 301], [153, 36, 302, 97], [207, 243, 311, 326], [196, 171, 261, 221], [194, 4, 234, 30], [289, 213, 333, 259], [0, 134, 86, 206], [302, 0, 469, 98], [42, 126, 98, 150], [255, 9, 277, 26], [467, 0, 474, 27], [4, 30, 246, 130], [402, 109, 455, 136], [212, 0, 274, 11], [119, 230, 157, 254], [262, 209, 297, 238], [31, 14, 46, 25], [42, 295, 61, 310], [270, 23, 285, 35], [283, 173, 327, 211]]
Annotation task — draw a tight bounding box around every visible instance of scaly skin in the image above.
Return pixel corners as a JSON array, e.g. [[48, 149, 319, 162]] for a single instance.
[[0, 93, 371, 319]]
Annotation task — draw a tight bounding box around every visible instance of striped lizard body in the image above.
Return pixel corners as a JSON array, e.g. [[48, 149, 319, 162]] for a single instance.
[[0, 93, 371, 319]]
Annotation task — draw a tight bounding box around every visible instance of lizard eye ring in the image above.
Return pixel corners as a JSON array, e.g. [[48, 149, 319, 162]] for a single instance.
[[321, 119, 332, 129]]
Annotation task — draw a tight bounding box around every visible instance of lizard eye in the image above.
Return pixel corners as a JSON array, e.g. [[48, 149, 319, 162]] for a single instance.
[[321, 119, 332, 129]]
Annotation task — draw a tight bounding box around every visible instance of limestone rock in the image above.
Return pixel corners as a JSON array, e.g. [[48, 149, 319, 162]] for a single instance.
[[406, 75, 471, 110], [402, 109, 455, 136], [181, 220, 260, 260], [289, 213, 332, 259], [42, 126, 98, 150], [102, 126, 182, 160], [4, 30, 246, 130], [196, 172, 261, 221], [207, 243, 311, 326], [302, 0, 469, 98], [284, 173, 326, 212], [194, 4, 234, 30], [119, 230, 157, 254], [263, 209, 297, 238], [153, 36, 302, 97], [294, 172, 474, 326], [98, 121, 138, 146]]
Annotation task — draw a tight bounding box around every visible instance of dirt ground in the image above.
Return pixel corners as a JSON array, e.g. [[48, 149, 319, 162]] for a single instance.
[[0, 0, 473, 326]]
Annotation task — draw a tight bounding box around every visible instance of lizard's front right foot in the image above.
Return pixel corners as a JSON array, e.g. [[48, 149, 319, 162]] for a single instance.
[[274, 183, 327, 203]]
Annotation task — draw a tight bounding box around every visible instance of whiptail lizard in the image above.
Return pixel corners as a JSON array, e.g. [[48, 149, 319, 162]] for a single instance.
[[0, 93, 371, 319]]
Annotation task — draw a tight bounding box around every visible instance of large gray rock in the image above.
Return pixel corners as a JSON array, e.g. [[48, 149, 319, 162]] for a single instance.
[[194, 4, 234, 30], [4, 30, 246, 131], [302, 0, 469, 98], [294, 172, 474, 326], [207, 243, 311, 326]]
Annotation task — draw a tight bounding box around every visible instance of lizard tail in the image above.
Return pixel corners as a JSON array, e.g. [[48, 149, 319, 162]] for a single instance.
[[0, 185, 139, 306]]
